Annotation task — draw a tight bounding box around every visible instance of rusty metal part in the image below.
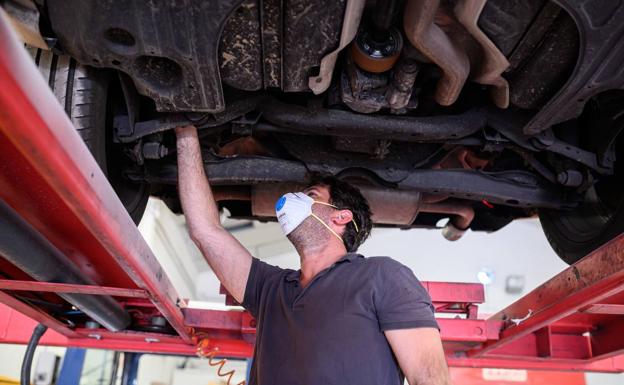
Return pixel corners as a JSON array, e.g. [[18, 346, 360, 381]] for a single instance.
[[435, 147, 491, 170], [251, 183, 421, 226], [419, 201, 475, 240], [341, 55, 389, 113], [454, 0, 510, 108], [362, 187, 421, 225], [332, 137, 391, 159], [3, 0, 47, 49], [404, 0, 469, 106], [309, 0, 365, 94], [350, 27, 402, 73], [403, 0, 509, 107], [350, 41, 399, 73], [217, 137, 271, 157], [212, 186, 252, 202], [441, 223, 467, 241], [386, 57, 420, 110]]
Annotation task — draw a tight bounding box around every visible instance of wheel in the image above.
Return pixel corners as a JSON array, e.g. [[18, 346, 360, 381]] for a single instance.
[[539, 97, 624, 264], [26, 46, 148, 224]]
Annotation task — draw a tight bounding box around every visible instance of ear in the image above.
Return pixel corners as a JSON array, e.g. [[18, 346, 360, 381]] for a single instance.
[[331, 209, 353, 227]]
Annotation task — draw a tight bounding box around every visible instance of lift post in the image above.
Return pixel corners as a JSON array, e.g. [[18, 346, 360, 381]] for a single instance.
[[0, 8, 623, 373]]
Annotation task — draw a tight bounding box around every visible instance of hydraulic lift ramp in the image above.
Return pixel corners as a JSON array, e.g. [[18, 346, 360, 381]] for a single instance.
[[0, 7, 624, 373]]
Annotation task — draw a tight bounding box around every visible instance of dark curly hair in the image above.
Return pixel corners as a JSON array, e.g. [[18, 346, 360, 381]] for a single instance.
[[308, 174, 373, 252]]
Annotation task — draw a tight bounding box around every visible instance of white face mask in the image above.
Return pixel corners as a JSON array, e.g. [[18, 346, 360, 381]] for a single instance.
[[275, 192, 359, 242]]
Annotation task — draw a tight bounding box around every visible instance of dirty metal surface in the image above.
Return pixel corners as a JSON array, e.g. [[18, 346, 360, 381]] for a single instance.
[[47, 0, 246, 112], [219, 0, 263, 91]]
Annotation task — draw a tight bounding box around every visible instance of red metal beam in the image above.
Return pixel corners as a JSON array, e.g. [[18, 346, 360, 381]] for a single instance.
[[0, 280, 150, 298], [3, 302, 624, 371], [0, 304, 252, 357], [424, 281, 484, 304], [447, 355, 624, 373], [581, 303, 624, 315], [472, 234, 624, 359], [221, 280, 485, 318], [437, 319, 501, 343], [589, 317, 624, 359], [0, 291, 78, 338], [0, 10, 190, 341]]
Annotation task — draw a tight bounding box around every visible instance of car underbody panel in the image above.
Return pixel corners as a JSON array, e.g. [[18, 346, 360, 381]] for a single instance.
[[4, 0, 624, 250]]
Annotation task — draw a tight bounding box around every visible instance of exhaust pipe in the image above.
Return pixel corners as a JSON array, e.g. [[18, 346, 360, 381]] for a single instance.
[[419, 202, 475, 241], [0, 200, 131, 331]]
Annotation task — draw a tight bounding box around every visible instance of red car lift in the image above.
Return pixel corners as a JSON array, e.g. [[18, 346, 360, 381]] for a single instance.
[[1, 9, 624, 373]]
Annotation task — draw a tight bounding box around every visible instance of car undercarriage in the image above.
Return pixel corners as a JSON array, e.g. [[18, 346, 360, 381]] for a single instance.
[[4, 0, 624, 263]]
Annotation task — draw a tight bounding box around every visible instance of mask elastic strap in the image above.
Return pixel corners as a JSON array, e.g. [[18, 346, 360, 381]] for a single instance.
[[310, 213, 344, 242], [314, 201, 359, 233]]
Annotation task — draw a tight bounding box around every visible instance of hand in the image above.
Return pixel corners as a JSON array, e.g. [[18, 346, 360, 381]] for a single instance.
[[175, 125, 197, 138]]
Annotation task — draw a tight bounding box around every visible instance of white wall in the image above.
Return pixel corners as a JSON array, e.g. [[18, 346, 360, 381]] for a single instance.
[[0, 345, 65, 381], [137, 355, 247, 385]]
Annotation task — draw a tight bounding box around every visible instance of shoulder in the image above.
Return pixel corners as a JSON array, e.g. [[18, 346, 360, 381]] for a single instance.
[[251, 257, 290, 281], [361, 256, 409, 272], [360, 256, 425, 286]]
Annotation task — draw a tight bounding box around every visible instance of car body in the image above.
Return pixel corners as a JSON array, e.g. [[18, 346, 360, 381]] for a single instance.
[[4, 0, 624, 264]]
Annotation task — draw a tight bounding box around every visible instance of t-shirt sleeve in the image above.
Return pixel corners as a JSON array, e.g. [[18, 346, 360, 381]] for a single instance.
[[375, 261, 439, 331], [242, 257, 284, 318]]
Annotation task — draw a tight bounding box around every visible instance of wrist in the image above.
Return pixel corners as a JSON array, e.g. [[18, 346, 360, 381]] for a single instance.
[[175, 125, 198, 138]]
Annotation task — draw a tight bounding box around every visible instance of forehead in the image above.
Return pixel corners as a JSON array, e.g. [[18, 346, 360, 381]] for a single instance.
[[303, 184, 331, 202]]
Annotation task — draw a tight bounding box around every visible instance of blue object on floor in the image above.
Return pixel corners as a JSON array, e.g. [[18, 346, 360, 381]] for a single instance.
[[56, 348, 86, 385]]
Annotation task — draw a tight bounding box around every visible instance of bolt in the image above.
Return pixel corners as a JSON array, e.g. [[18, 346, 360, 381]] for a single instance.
[[150, 316, 167, 327], [474, 327, 483, 336], [85, 321, 100, 330], [556, 170, 583, 187], [142, 142, 169, 159]]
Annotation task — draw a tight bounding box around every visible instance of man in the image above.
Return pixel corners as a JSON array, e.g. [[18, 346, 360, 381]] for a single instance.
[[176, 125, 451, 385]]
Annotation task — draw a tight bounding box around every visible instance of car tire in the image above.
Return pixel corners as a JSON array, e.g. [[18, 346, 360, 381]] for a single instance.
[[540, 190, 624, 265], [539, 99, 624, 265], [26, 46, 148, 224]]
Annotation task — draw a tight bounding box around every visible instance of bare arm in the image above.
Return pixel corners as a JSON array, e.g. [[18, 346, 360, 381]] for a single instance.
[[176, 125, 252, 303], [385, 328, 452, 385]]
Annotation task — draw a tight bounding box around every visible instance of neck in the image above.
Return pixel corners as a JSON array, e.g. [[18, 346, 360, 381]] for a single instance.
[[297, 240, 347, 287]]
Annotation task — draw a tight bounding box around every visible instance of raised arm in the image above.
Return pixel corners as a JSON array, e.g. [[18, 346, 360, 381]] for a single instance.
[[175, 125, 252, 303], [385, 328, 451, 385]]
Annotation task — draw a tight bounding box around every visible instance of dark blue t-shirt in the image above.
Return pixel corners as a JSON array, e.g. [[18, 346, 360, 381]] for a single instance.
[[242, 253, 439, 385]]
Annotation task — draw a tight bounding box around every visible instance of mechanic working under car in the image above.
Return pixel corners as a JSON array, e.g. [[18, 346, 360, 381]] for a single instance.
[[175, 124, 452, 385]]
